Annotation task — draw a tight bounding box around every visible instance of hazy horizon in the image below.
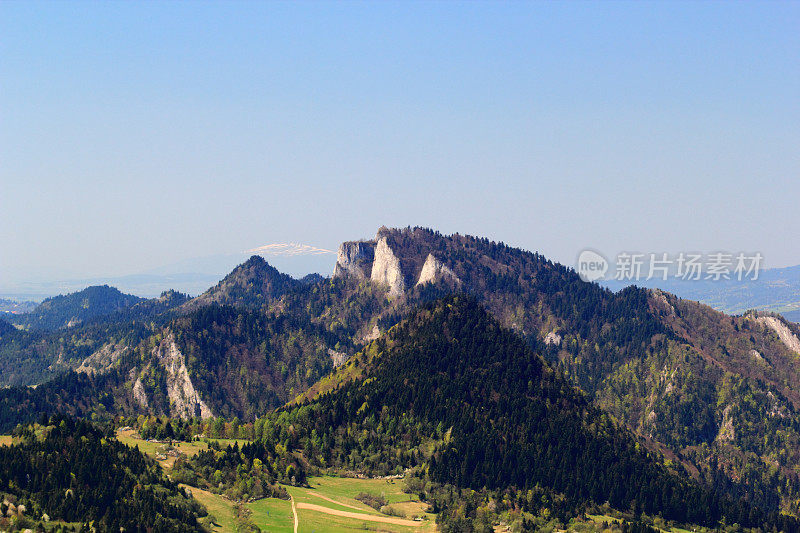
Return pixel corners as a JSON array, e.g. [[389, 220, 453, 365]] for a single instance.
[[3, 2, 798, 287]]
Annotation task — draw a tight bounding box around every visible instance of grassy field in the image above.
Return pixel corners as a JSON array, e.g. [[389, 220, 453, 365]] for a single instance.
[[182, 485, 238, 533], [247, 497, 295, 533], [115, 430, 434, 532], [293, 476, 430, 514], [249, 476, 435, 533], [115, 429, 211, 468]]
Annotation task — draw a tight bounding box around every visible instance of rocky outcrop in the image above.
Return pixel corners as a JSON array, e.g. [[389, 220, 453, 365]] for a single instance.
[[132, 376, 149, 409], [77, 342, 129, 375], [416, 254, 459, 287], [333, 229, 459, 297], [151, 332, 213, 419], [370, 237, 405, 297], [362, 323, 381, 343], [757, 316, 800, 355], [716, 405, 736, 443], [333, 241, 375, 280], [544, 331, 562, 346], [327, 348, 348, 368]]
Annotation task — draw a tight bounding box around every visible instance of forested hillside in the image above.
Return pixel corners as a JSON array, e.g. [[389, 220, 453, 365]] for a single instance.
[[326, 227, 800, 514], [0, 415, 205, 531], [0, 318, 14, 336], [263, 296, 795, 530]]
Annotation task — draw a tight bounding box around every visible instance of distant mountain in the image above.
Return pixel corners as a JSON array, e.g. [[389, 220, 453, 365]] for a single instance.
[[0, 247, 336, 301], [785, 309, 800, 323], [602, 264, 800, 321], [298, 272, 326, 285], [182, 255, 300, 310], [10, 285, 144, 331], [0, 298, 37, 315]]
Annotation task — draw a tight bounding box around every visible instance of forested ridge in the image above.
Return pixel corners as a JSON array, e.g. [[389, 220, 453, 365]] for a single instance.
[[0, 289, 189, 388], [8, 285, 144, 331], [0, 415, 205, 532]]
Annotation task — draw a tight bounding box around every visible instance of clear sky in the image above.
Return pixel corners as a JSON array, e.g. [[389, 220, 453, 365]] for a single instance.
[[2, 1, 798, 285]]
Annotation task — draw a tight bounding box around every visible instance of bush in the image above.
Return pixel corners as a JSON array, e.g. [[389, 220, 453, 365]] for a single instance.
[[379, 505, 403, 517], [355, 492, 388, 511]]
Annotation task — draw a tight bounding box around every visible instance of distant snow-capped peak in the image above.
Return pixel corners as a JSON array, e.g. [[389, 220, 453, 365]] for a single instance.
[[245, 243, 334, 257]]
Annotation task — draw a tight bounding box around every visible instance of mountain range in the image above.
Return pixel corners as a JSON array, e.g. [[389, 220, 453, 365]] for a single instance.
[[2, 226, 800, 530]]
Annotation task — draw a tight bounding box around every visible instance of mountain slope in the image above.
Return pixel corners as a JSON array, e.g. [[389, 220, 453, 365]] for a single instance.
[[274, 296, 790, 529], [0, 318, 14, 337], [323, 227, 800, 514], [3, 226, 800, 517], [602, 264, 800, 318], [0, 290, 190, 388]]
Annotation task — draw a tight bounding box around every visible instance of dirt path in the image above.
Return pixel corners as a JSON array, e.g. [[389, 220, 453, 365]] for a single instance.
[[307, 491, 370, 512], [291, 495, 298, 533], [295, 502, 424, 527]]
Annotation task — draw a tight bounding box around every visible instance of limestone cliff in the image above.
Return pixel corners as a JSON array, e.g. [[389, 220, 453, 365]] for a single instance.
[[132, 376, 149, 410], [757, 316, 800, 355], [150, 332, 213, 419], [334, 230, 464, 296], [333, 241, 375, 280], [370, 237, 405, 297], [76, 342, 130, 375], [416, 253, 460, 287]]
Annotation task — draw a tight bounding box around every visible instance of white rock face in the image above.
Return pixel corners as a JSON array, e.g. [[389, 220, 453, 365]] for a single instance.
[[152, 332, 213, 419], [362, 323, 381, 343], [77, 342, 129, 375], [371, 237, 405, 297], [716, 405, 736, 443], [333, 241, 375, 280], [544, 331, 562, 346], [416, 254, 459, 287], [327, 348, 348, 368], [757, 316, 800, 355], [132, 376, 149, 409]]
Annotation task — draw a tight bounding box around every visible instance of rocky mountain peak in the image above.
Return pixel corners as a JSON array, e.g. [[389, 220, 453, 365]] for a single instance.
[[333, 228, 458, 296]]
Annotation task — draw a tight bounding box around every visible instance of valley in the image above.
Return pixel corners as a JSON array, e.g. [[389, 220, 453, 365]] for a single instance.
[[111, 426, 436, 532]]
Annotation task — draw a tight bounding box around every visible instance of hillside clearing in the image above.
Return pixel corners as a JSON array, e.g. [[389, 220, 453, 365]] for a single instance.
[[182, 485, 238, 533]]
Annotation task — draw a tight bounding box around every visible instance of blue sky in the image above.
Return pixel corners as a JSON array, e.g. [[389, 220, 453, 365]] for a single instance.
[[1, 1, 798, 284]]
